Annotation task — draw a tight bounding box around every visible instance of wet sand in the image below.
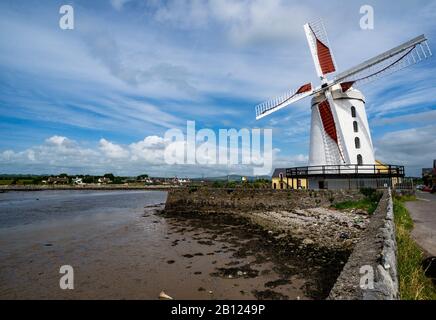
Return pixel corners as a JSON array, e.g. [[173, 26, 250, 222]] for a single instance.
[[0, 190, 334, 299]]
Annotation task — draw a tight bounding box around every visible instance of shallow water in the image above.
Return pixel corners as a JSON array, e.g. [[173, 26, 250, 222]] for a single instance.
[[0, 190, 324, 299]]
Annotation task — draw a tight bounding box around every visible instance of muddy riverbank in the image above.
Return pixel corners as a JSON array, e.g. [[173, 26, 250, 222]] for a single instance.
[[0, 189, 371, 299], [0, 190, 348, 300], [162, 188, 373, 298], [164, 188, 370, 251], [159, 209, 355, 299]]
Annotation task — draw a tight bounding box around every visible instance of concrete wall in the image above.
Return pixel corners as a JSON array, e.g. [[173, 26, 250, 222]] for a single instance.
[[328, 189, 399, 300]]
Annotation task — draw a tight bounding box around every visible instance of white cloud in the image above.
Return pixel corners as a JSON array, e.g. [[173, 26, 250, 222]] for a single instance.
[[375, 125, 436, 176], [99, 138, 130, 159], [154, 0, 210, 29], [46, 136, 75, 147], [110, 0, 132, 11], [0, 134, 287, 177], [151, 0, 309, 45], [210, 0, 310, 46], [129, 136, 168, 163], [0, 136, 99, 171], [372, 110, 436, 127]]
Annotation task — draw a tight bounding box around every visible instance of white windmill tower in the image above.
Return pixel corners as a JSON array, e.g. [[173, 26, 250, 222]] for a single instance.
[[257, 19, 432, 190]]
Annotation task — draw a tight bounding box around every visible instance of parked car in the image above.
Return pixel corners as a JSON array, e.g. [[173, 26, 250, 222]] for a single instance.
[[422, 186, 432, 192], [416, 185, 425, 190], [431, 185, 436, 194]]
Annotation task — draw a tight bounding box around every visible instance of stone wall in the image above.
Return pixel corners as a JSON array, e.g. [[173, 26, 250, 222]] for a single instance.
[[164, 188, 364, 215], [328, 189, 399, 300]]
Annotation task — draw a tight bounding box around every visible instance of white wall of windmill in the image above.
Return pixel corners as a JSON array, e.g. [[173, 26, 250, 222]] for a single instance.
[[331, 87, 376, 170], [325, 90, 350, 166], [309, 87, 375, 169]]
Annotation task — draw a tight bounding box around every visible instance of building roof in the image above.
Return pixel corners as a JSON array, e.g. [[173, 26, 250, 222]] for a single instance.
[[272, 168, 286, 178]]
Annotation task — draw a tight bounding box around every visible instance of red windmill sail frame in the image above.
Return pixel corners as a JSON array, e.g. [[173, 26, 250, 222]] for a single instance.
[[295, 83, 312, 94], [316, 39, 336, 75], [340, 81, 355, 92], [266, 83, 312, 112], [318, 100, 337, 143], [318, 100, 345, 162], [308, 24, 336, 75]]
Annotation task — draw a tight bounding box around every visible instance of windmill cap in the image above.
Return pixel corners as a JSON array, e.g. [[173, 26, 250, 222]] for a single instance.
[[311, 85, 365, 106]]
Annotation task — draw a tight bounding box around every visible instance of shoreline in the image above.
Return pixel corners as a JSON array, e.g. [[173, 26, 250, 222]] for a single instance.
[[0, 185, 178, 192]]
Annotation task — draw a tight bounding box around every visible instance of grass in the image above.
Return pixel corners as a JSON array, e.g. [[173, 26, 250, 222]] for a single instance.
[[0, 179, 35, 185], [333, 188, 382, 215], [394, 195, 436, 300]]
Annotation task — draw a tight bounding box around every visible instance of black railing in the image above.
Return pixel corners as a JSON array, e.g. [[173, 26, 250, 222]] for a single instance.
[[286, 164, 404, 178]]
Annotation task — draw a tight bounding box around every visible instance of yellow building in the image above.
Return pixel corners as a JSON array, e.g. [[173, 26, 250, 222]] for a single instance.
[[375, 160, 403, 186], [271, 168, 307, 190]]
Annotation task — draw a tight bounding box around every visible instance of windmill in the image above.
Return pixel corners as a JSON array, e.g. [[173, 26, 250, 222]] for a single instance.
[[256, 19, 432, 174]]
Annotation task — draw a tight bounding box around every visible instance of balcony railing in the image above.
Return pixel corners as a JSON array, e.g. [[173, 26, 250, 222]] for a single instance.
[[286, 164, 404, 178]]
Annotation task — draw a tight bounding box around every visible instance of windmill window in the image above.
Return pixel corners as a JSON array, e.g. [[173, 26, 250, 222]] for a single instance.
[[351, 106, 356, 118], [353, 121, 358, 133], [357, 154, 363, 165], [355, 137, 361, 149]]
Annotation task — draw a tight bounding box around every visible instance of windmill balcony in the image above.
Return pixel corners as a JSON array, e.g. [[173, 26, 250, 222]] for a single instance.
[[278, 164, 406, 190]]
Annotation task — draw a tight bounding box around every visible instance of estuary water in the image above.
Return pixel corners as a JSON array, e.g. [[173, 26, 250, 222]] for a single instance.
[[0, 190, 320, 300]]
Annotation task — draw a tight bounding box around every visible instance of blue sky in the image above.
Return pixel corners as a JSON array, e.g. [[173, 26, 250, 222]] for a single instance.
[[0, 0, 435, 177]]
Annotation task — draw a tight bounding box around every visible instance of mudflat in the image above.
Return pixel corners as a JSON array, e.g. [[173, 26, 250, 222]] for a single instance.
[[0, 190, 336, 300]]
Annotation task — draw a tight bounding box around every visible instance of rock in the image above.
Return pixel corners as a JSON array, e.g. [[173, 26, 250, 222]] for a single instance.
[[339, 232, 349, 240], [302, 238, 314, 245], [355, 209, 368, 215], [159, 291, 173, 300]]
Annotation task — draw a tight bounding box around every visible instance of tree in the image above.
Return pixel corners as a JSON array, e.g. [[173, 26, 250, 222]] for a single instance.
[[83, 176, 94, 184], [103, 173, 115, 180]]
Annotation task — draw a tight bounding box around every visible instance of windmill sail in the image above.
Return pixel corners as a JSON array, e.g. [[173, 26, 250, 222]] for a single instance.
[[333, 35, 432, 90], [255, 83, 313, 120], [304, 19, 336, 78], [318, 100, 345, 163]]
